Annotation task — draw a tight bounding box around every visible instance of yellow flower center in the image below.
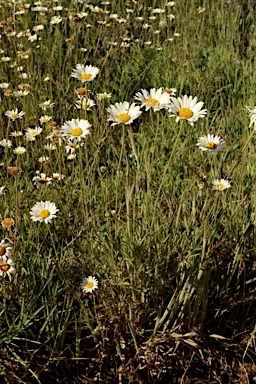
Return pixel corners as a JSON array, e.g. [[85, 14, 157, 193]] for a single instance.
[[100, 94, 107, 99], [39, 209, 50, 219], [38, 178, 48, 184], [17, 149, 24, 154], [205, 142, 217, 150], [12, 113, 18, 119], [217, 183, 225, 190], [145, 98, 159, 107], [70, 143, 77, 148], [82, 103, 88, 110], [86, 282, 94, 289], [80, 73, 92, 80], [0, 263, 10, 272], [2, 218, 14, 227], [71, 127, 83, 136], [177, 107, 193, 119], [117, 113, 131, 123], [0, 246, 7, 256], [165, 88, 173, 94], [76, 87, 86, 96]]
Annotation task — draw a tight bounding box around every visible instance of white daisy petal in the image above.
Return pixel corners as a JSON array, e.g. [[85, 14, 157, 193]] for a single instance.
[[107, 102, 142, 126], [134, 87, 171, 111], [30, 201, 59, 224], [212, 179, 231, 191], [169, 95, 207, 126], [197, 134, 226, 154], [81, 276, 98, 293]]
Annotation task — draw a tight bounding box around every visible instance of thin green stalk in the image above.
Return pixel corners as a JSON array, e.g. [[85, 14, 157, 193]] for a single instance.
[[13, 175, 19, 256], [115, 124, 126, 211], [227, 129, 254, 178], [150, 120, 184, 227]]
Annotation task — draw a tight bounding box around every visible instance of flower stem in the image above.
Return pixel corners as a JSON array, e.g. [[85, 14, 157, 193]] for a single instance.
[[150, 120, 184, 227]]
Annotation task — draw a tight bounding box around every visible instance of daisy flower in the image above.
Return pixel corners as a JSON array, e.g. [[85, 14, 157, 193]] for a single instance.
[[71, 64, 100, 82], [196, 134, 226, 154], [212, 179, 231, 191], [67, 153, 76, 160], [198, 7, 206, 13], [13, 147, 26, 155], [10, 131, 23, 137], [0, 240, 12, 257], [44, 143, 57, 151], [107, 101, 142, 126], [13, 90, 30, 97], [75, 97, 95, 111], [52, 173, 64, 181], [0, 186, 6, 195], [5, 108, 25, 121], [4, 89, 13, 97], [4, 28, 16, 37], [28, 34, 37, 42], [75, 87, 86, 97], [53, 6, 63, 11], [81, 276, 98, 293], [17, 29, 30, 38], [90, 6, 104, 13], [169, 95, 207, 126], [134, 87, 171, 111], [33, 25, 44, 31], [31, 6, 48, 12], [38, 156, 49, 163], [0, 83, 9, 89], [39, 115, 52, 124], [30, 201, 58, 224], [0, 255, 15, 278], [46, 129, 64, 145], [26, 136, 36, 142], [39, 100, 55, 110], [96, 92, 112, 100], [26, 127, 42, 137], [0, 139, 12, 148], [246, 106, 256, 128], [2, 218, 15, 229], [18, 83, 30, 90], [32, 173, 52, 188], [1, 57, 11, 62], [65, 141, 81, 154], [50, 16, 62, 24], [164, 88, 177, 96], [60, 118, 91, 141]]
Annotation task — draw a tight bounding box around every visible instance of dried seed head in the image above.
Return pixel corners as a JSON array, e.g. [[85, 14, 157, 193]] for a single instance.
[[8, 166, 22, 176]]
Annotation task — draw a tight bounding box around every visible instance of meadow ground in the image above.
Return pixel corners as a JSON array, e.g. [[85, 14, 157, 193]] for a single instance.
[[0, 0, 256, 382]]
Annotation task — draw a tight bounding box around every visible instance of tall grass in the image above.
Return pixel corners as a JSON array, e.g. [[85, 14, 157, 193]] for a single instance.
[[0, 0, 256, 382]]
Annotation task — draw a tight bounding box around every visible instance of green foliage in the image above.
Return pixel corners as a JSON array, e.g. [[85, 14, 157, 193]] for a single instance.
[[0, 0, 256, 382]]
